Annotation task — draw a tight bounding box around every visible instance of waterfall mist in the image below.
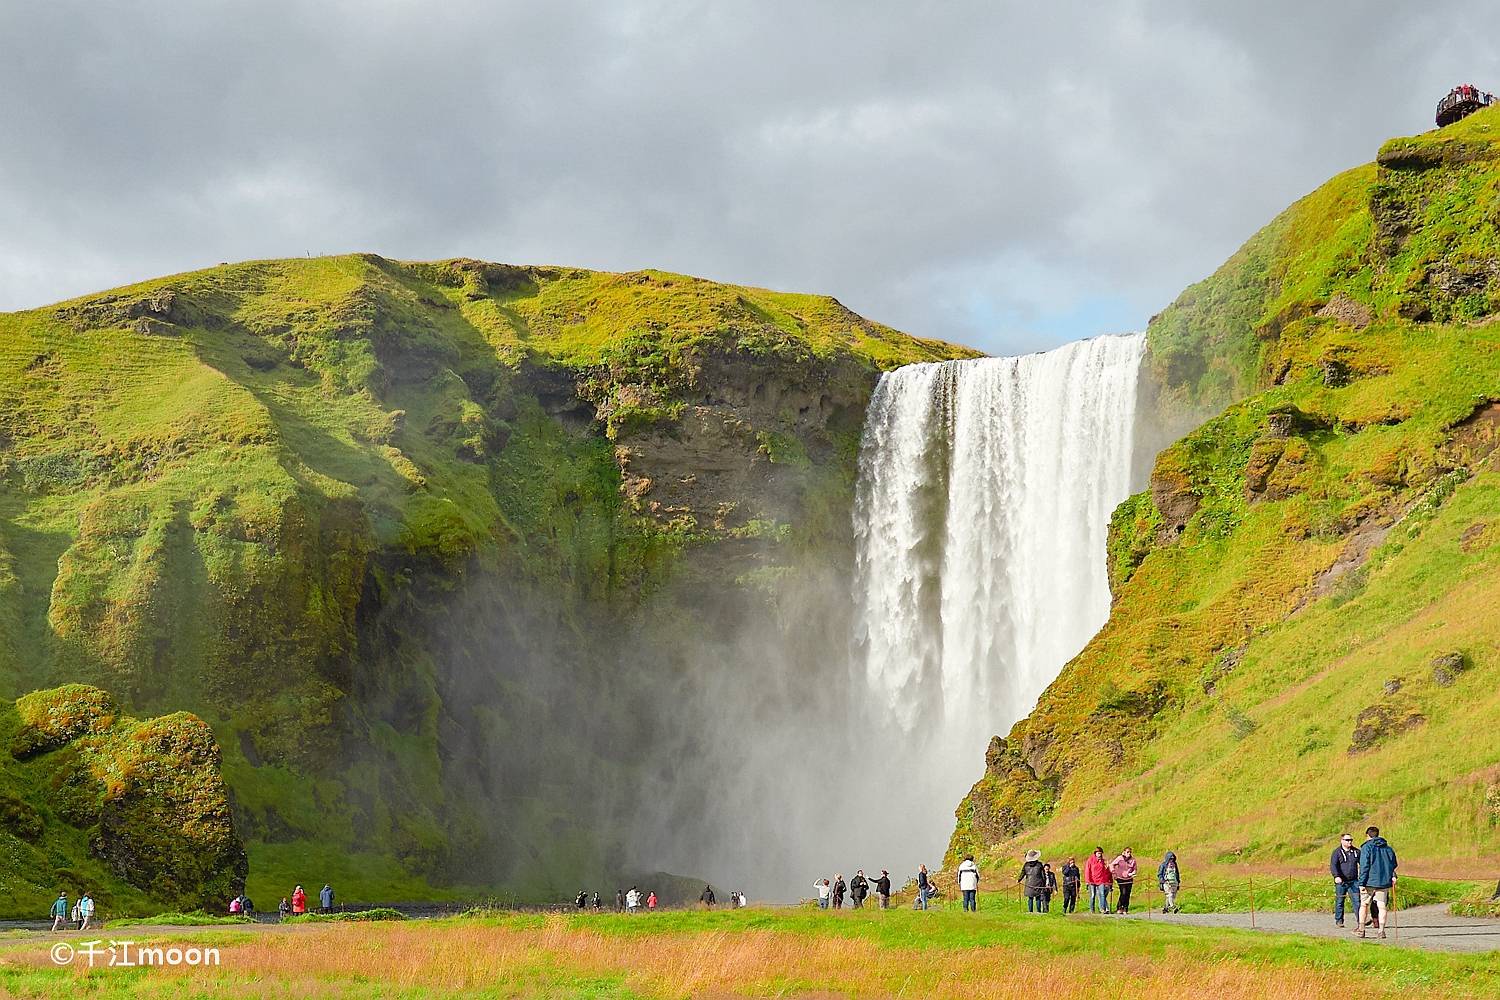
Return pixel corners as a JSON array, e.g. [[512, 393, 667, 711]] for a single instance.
[[619, 333, 1147, 898], [425, 333, 1148, 901]]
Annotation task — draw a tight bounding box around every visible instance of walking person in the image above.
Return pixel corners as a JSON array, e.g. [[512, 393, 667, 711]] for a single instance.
[[915, 864, 933, 911], [958, 855, 980, 912], [1157, 851, 1182, 913], [1330, 833, 1360, 927], [77, 892, 94, 931], [1085, 847, 1113, 913], [850, 870, 869, 909], [49, 892, 68, 932], [1110, 848, 1137, 914], [815, 879, 831, 909], [872, 870, 892, 909], [320, 884, 334, 914], [1042, 863, 1057, 912], [1356, 826, 1398, 940], [1018, 850, 1046, 912], [699, 885, 716, 909], [832, 874, 846, 909], [1061, 857, 1081, 914]]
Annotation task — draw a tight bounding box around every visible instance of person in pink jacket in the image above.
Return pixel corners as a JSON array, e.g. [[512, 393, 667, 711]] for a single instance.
[[1110, 848, 1138, 914], [1084, 847, 1113, 913]]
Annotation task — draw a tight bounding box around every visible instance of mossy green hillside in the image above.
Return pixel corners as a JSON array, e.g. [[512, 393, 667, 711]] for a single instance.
[[0, 255, 973, 912], [953, 108, 1500, 880], [0, 684, 244, 916]]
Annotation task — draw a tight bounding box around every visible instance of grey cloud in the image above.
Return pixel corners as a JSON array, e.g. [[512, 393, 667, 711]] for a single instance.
[[0, 0, 1494, 354]]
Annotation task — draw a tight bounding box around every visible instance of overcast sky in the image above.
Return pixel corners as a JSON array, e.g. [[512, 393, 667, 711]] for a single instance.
[[0, 2, 1494, 355]]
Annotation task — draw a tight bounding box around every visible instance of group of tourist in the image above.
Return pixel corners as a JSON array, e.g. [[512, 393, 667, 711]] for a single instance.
[[812, 868, 899, 909], [227, 882, 336, 920], [805, 826, 1398, 936], [578, 885, 748, 912], [48, 891, 95, 932]]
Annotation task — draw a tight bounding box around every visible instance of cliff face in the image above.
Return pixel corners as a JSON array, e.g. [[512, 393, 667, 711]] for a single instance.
[[952, 107, 1500, 873], [0, 254, 975, 908]]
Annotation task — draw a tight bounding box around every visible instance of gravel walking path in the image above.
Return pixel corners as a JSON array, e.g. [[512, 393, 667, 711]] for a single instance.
[[1121, 903, 1500, 953]]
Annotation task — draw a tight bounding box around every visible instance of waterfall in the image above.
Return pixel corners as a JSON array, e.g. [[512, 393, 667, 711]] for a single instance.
[[851, 332, 1146, 773]]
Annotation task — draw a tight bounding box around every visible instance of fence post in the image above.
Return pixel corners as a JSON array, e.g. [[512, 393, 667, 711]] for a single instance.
[[1249, 876, 1256, 929]]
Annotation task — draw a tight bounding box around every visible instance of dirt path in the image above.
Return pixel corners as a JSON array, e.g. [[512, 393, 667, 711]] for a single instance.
[[1122, 904, 1500, 953]]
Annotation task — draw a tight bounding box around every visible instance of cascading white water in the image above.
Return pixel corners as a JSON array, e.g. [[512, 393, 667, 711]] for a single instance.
[[851, 332, 1145, 802]]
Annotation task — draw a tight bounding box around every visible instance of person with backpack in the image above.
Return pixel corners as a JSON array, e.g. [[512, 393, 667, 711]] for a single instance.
[[915, 864, 932, 911], [1060, 857, 1081, 913], [1085, 847, 1113, 913], [814, 878, 831, 909], [832, 874, 846, 909], [1157, 851, 1182, 913], [849, 870, 869, 908], [957, 855, 980, 912], [77, 893, 94, 931], [320, 884, 334, 913], [1330, 833, 1360, 927], [1110, 848, 1137, 914], [1357, 825, 1398, 940], [872, 870, 892, 909], [50, 892, 68, 932], [575, 890, 588, 909], [1017, 850, 1046, 912]]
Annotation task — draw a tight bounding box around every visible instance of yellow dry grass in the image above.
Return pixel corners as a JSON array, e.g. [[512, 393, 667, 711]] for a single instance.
[[10, 917, 1470, 999]]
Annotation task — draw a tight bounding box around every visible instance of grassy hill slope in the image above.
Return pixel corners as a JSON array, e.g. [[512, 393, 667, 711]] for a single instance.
[[0, 255, 973, 911], [952, 107, 1500, 880]]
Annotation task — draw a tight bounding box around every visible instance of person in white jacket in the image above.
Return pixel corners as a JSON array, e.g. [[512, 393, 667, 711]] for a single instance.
[[814, 880, 831, 909], [958, 856, 981, 912]]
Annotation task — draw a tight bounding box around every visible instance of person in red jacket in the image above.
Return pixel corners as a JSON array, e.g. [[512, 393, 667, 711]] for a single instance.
[[1084, 847, 1113, 914], [291, 885, 307, 915]]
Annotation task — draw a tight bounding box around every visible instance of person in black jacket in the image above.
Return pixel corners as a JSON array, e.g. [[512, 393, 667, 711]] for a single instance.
[[1330, 833, 1360, 928], [872, 870, 892, 909], [1042, 863, 1057, 912], [1017, 851, 1047, 913], [850, 870, 869, 908], [832, 874, 846, 909], [1060, 857, 1081, 913], [699, 885, 716, 909], [915, 864, 933, 911]]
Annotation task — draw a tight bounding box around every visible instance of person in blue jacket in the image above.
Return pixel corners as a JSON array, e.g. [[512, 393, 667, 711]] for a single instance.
[[1356, 826, 1397, 939]]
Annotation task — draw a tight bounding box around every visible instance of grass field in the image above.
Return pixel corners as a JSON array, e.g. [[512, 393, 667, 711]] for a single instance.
[[3, 906, 1500, 998]]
